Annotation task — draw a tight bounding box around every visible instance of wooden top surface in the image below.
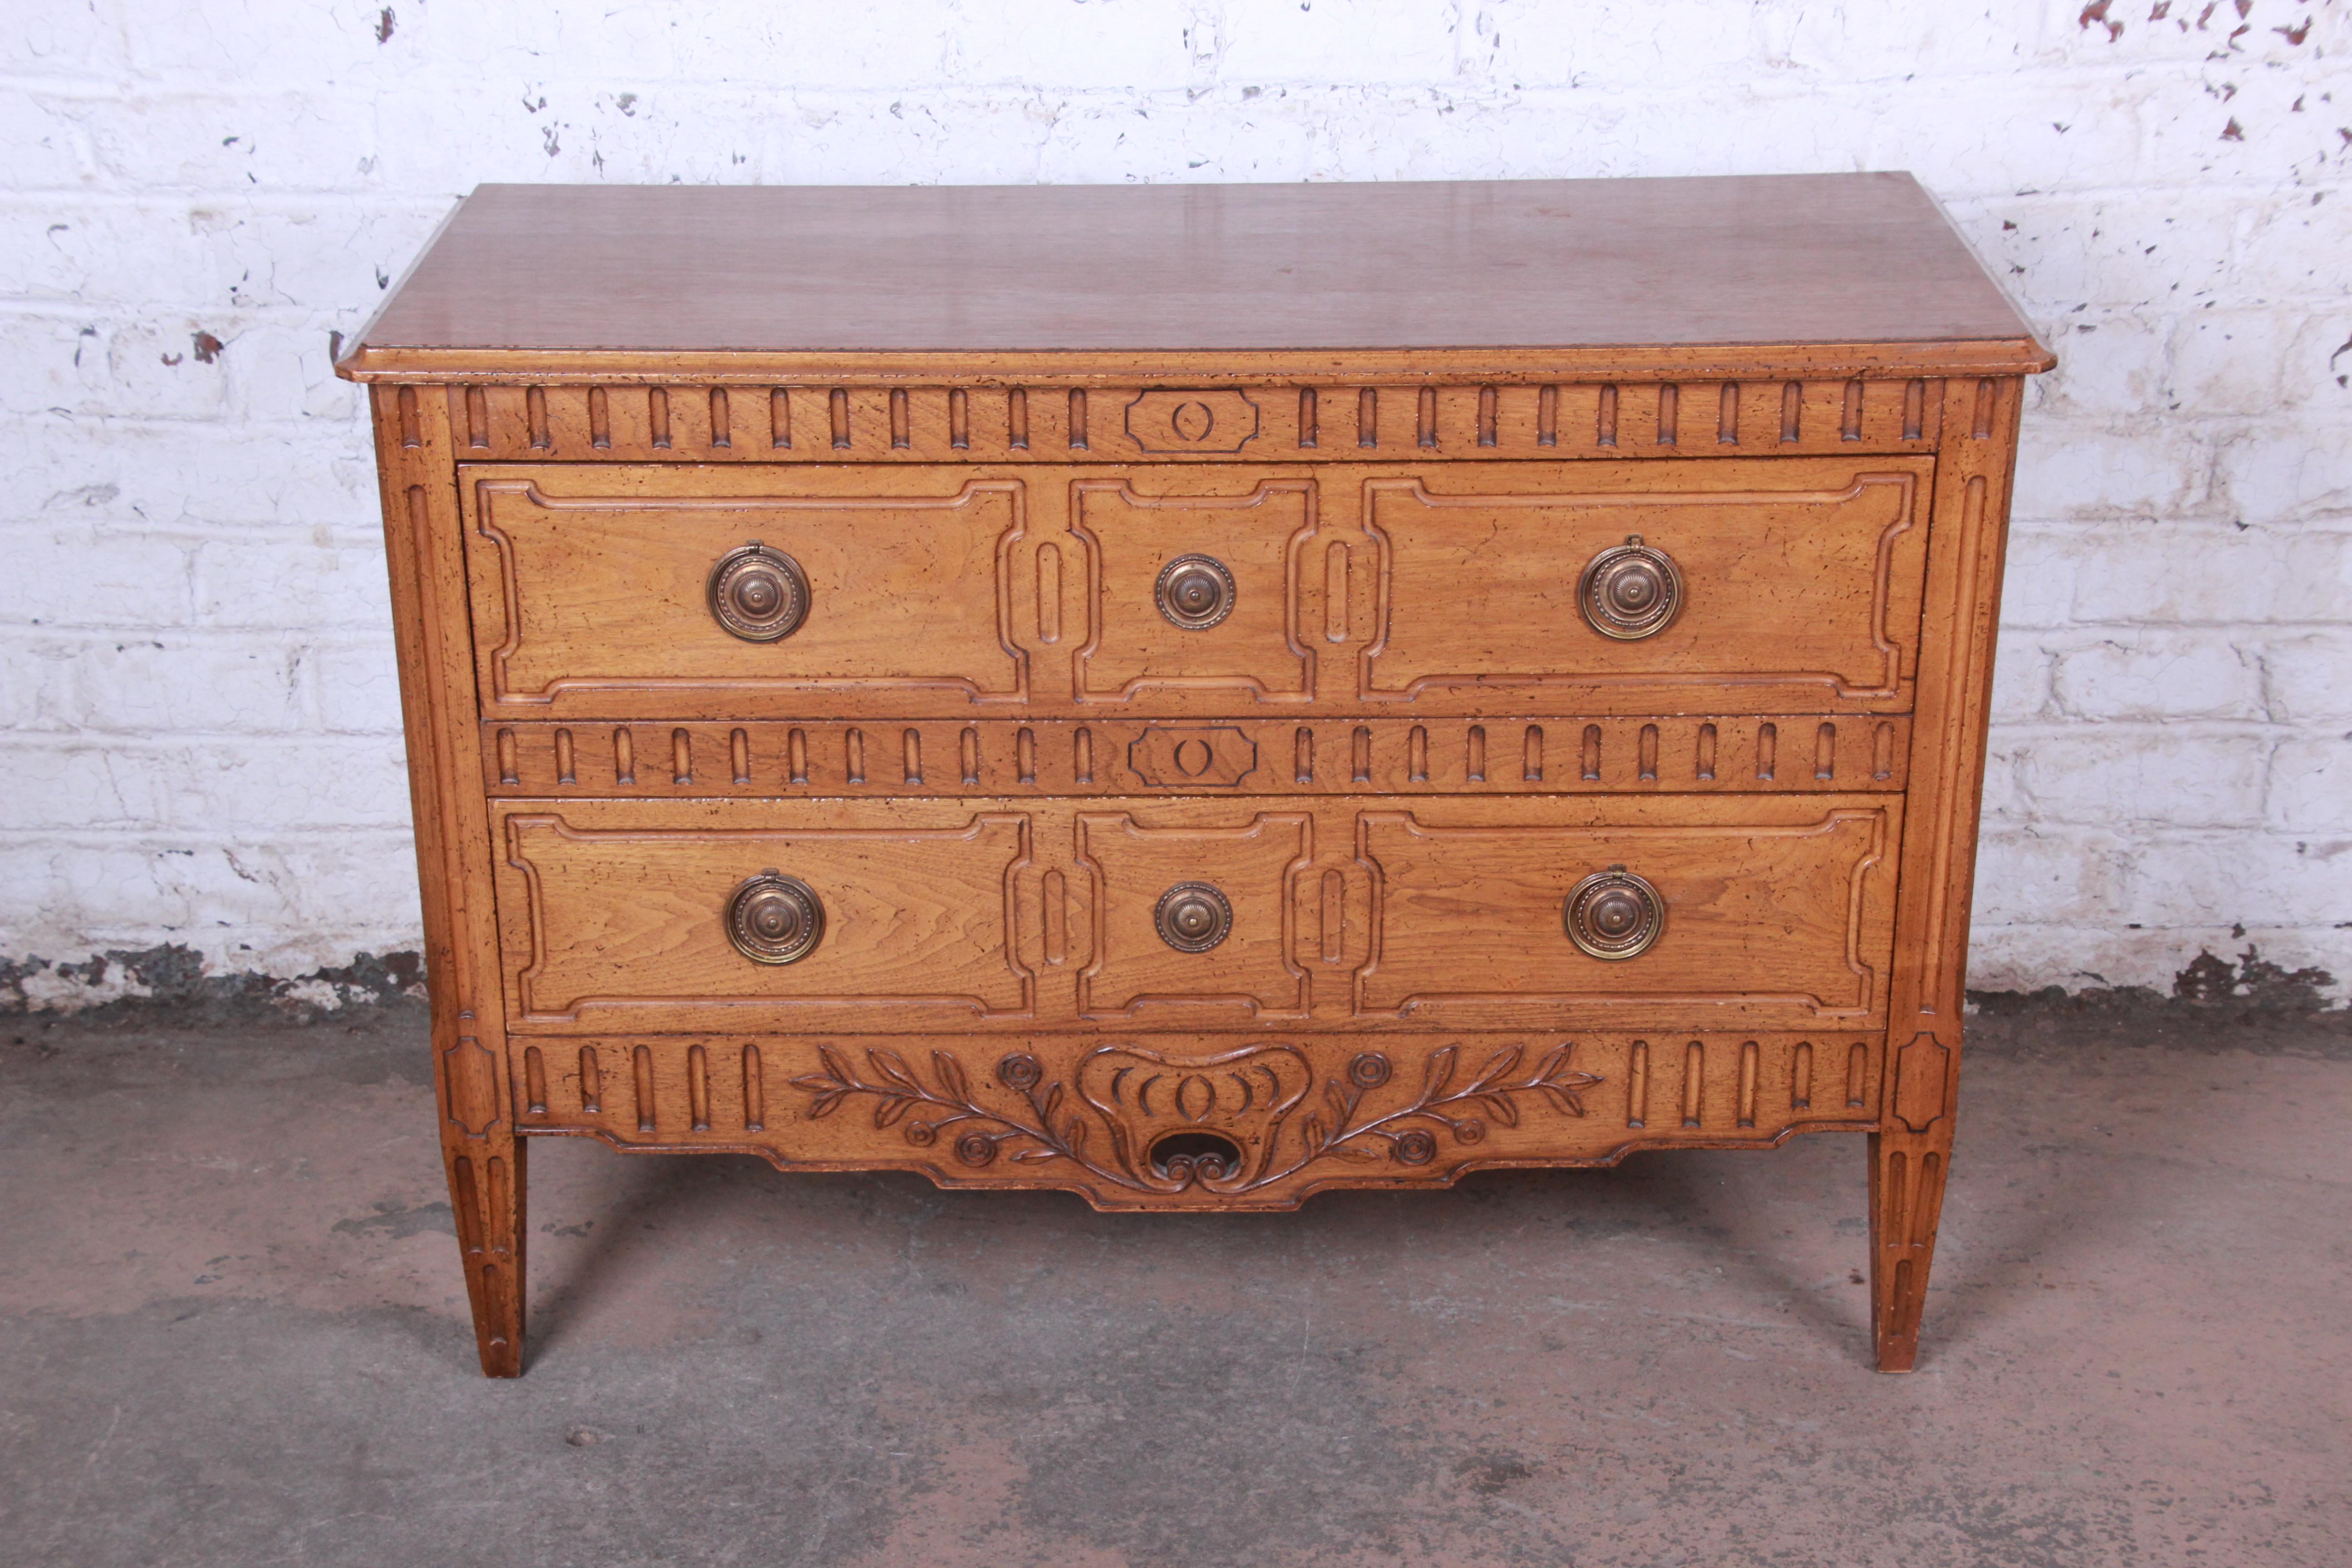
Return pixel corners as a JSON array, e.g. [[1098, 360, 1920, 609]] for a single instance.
[[341, 174, 2051, 380]]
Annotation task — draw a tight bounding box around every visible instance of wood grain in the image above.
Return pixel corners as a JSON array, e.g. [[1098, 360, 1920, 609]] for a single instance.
[[340, 176, 2048, 376], [407, 377, 1950, 463], [1867, 374, 2027, 1372], [1353, 796, 1900, 1029], [498, 800, 1038, 1029], [460, 458, 1932, 720], [510, 1030, 1882, 1211], [463, 469, 1033, 714], [343, 176, 2050, 1376], [1354, 459, 1931, 712], [367, 387, 527, 1377], [477, 715, 1915, 798], [490, 795, 1900, 1037]]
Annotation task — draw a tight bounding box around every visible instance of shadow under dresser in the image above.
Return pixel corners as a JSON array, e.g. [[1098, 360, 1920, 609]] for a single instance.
[[337, 173, 2053, 1376]]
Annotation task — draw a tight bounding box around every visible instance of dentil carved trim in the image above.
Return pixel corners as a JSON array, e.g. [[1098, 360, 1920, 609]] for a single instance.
[[427, 379, 1947, 462]]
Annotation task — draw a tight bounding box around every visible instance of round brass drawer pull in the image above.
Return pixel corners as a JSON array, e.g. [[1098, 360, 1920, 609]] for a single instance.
[[1563, 865, 1664, 960], [1155, 554, 1236, 630], [1578, 534, 1682, 640], [708, 542, 811, 642], [1154, 881, 1233, 952], [726, 870, 825, 965]]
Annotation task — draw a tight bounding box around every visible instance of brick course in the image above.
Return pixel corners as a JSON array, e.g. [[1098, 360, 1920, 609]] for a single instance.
[[3, 0, 2346, 1005]]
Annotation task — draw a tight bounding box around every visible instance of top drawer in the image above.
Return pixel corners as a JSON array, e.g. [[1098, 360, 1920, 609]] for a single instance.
[[460, 458, 1933, 721]]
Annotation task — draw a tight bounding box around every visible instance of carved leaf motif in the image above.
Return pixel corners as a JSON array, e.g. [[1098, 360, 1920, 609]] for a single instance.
[[932, 1050, 970, 1102], [1529, 1043, 1603, 1118], [1465, 1044, 1522, 1095], [868, 1049, 922, 1093], [788, 1039, 1605, 1195], [1535, 1083, 1589, 1118], [1419, 1045, 1458, 1103]]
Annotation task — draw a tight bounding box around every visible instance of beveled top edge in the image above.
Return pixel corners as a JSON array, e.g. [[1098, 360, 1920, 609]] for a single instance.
[[339, 174, 2053, 375], [338, 341, 2057, 384]]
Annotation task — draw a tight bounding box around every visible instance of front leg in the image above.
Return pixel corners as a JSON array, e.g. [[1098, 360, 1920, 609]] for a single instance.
[[443, 1130, 526, 1377], [1868, 1123, 1950, 1372], [1869, 1025, 1960, 1371], [438, 1029, 527, 1377]]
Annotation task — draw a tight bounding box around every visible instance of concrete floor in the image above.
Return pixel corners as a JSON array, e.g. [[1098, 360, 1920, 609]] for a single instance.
[[1, 1003, 2346, 1568]]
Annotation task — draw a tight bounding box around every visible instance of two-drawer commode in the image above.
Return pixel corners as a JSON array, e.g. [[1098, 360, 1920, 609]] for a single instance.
[[340, 175, 2052, 1375]]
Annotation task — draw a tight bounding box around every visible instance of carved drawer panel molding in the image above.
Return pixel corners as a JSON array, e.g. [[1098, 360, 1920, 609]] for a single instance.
[[1071, 808, 1316, 1022], [496, 802, 1039, 1030], [1355, 461, 1931, 711], [462, 458, 1930, 720], [511, 1031, 1883, 1210], [1352, 800, 1899, 1027], [345, 176, 2049, 1374], [491, 796, 1901, 1037], [463, 470, 1034, 714]]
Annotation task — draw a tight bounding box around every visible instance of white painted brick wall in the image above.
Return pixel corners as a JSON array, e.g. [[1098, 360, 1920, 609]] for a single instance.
[[4, 0, 2347, 1005]]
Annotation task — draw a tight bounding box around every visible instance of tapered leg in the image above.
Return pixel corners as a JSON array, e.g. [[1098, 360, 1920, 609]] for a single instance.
[[444, 1132, 526, 1376], [1860, 378, 2019, 1371], [368, 387, 531, 1375], [1868, 1125, 1950, 1372]]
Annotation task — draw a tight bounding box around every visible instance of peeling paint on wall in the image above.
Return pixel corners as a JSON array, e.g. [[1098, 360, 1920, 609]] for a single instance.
[[0, 0, 2345, 1008]]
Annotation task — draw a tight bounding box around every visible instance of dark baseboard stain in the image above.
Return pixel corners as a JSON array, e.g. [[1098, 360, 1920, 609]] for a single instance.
[[0, 944, 429, 1027]]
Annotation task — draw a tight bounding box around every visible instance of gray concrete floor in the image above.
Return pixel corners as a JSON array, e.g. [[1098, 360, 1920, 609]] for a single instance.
[[1, 1003, 2346, 1568]]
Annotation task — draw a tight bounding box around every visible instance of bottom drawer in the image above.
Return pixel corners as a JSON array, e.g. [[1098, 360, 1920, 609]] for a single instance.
[[512, 1031, 1884, 1210], [491, 794, 1902, 1035]]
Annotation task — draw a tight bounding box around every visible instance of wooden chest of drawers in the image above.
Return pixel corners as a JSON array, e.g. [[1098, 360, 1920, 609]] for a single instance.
[[339, 175, 2051, 1376]]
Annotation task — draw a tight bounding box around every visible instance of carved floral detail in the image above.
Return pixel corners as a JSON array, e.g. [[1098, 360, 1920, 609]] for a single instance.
[[790, 1040, 1602, 1194]]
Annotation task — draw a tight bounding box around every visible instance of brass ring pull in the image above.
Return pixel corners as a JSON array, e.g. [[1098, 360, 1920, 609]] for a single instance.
[[726, 870, 825, 965], [1154, 881, 1233, 952], [708, 542, 811, 642], [1563, 865, 1664, 960], [1578, 534, 1682, 640], [1155, 554, 1236, 630]]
